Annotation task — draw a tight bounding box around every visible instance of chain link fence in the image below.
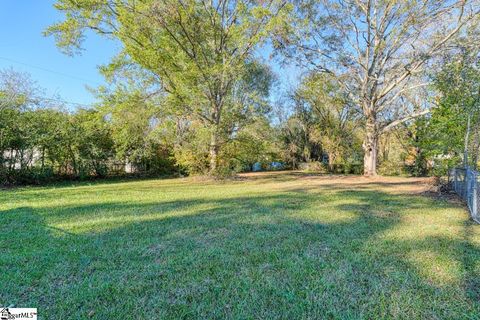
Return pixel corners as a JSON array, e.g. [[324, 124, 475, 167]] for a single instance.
[[448, 167, 480, 223]]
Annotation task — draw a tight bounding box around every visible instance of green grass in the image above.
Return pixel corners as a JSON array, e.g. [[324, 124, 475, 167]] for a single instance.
[[1, 172, 479, 319]]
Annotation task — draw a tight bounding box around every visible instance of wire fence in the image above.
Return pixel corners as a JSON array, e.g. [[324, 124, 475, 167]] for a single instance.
[[448, 167, 480, 223]]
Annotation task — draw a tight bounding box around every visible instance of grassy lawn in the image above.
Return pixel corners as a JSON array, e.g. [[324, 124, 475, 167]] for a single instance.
[[1, 172, 479, 319]]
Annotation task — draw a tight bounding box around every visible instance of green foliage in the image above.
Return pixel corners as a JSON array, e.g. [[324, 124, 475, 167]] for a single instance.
[[220, 118, 282, 173], [0, 68, 178, 185], [280, 72, 363, 171], [417, 51, 480, 174], [298, 161, 328, 173], [173, 123, 212, 175], [101, 93, 173, 172], [274, 0, 476, 175], [46, 0, 291, 174], [69, 109, 115, 177], [0, 63, 283, 184], [378, 160, 405, 176], [6, 1, 478, 181], [0, 105, 116, 184]]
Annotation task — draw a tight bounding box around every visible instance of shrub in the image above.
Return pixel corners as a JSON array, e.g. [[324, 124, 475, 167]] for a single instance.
[[299, 161, 328, 173], [378, 160, 404, 176]]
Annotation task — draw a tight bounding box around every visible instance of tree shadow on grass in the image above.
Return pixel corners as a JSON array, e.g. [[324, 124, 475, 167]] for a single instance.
[[1, 188, 479, 319]]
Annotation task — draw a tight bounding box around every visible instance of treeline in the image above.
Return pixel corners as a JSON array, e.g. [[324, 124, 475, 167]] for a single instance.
[[0, 69, 274, 185], [3, 0, 480, 186], [42, 0, 478, 178], [0, 66, 364, 185], [2, 45, 479, 186]]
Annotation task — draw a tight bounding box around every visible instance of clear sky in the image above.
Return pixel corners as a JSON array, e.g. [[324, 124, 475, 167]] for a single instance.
[[0, 0, 299, 109], [0, 0, 119, 107]]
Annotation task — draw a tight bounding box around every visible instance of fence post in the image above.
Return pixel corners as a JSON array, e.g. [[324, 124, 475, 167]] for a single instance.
[[463, 167, 470, 200], [473, 171, 478, 221]]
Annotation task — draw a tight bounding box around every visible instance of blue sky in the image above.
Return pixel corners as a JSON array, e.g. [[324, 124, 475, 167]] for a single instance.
[[0, 0, 299, 109], [0, 0, 118, 107]]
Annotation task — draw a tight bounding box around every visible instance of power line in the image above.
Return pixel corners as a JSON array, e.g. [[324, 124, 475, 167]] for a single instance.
[[2, 95, 95, 110], [39, 96, 95, 108], [0, 56, 101, 85], [0, 56, 102, 108]]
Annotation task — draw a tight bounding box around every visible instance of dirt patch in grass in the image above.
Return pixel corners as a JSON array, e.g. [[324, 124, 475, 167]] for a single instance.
[[238, 171, 435, 194]]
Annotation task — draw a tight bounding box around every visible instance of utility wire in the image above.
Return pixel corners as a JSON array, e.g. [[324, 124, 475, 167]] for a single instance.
[[0, 56, 101, 86], [0, 56, 102, 108], [39, 96, 95, 108], [1, 95, 95, 110]]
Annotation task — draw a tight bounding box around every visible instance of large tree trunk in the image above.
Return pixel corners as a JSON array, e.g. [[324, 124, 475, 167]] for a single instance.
[[209, 131, 219, 174], [363, 117, 378, 176]]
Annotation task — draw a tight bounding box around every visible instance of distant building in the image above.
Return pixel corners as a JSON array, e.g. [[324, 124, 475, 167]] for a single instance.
[[3, 148, 41, 169]]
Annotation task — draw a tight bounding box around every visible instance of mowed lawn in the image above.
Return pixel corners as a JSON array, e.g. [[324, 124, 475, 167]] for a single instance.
[[1, 172, 479, 319]]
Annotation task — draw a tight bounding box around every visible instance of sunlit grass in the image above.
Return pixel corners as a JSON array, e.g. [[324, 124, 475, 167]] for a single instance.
[[1, 172, 479, 319]]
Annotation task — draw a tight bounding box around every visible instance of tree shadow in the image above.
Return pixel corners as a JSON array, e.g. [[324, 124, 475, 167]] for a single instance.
[[1, 187, 479, 319]]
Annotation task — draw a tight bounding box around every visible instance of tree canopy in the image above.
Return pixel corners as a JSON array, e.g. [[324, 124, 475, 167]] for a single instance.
[[1, 1, 480, 184], [46, 0, 290, 173], [275, 0, 479, 175]]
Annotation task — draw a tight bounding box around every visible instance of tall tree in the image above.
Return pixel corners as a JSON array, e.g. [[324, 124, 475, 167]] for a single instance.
[[276, 0, 479, 175], [46, 0, 289, 174], [165, 60, 276, 174]]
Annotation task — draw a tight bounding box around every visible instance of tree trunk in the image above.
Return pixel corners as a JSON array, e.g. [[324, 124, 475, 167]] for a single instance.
[[328, 153, 335, 172], [209, 131, 218, 174], [363, 117, 378, 176], [69, 147, 77, 176], [41, 147, 45, 170]]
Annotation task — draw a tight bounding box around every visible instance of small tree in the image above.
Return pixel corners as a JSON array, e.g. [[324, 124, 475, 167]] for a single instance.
[[293, 72, 362, 170], [421, 49, 480, 173]]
